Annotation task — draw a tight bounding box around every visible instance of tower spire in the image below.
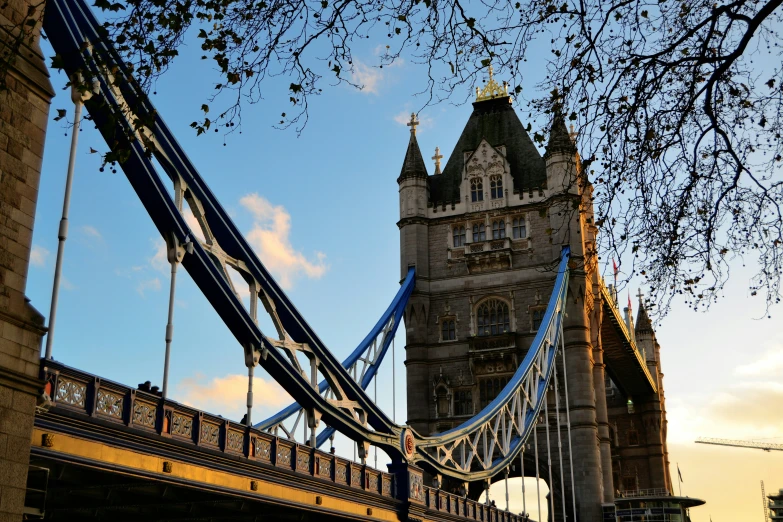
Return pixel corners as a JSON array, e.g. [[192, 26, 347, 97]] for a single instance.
[[398, 115, 428, 183], [432, 147, 443, 174], [475, 63, 510, 102], [407, 113, 419, 136]]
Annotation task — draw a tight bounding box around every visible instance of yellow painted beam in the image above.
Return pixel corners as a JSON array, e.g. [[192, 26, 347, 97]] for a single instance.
[[31, 427, 408, 522]]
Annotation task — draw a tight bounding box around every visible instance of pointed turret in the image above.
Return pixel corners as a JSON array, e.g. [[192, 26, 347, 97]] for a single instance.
[[623, 294, 637, 346], [398, 132, 428, 182], [635, 295, 653, 334], [544, 116, 576, 159], [397, 113, 430, 281]]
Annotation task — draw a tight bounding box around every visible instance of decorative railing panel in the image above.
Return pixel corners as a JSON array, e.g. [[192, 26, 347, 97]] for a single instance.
[[39, 361, 396, 501]]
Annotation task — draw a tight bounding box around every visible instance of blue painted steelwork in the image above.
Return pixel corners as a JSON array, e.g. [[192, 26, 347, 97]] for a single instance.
[[256, 267, 415, 448], [409, 248, 570, 480], [43, 0, 404, 457], [43, 0, 572, 481]]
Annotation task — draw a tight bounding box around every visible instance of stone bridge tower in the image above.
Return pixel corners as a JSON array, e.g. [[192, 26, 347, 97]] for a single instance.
[[397, 71, 671, 521], [0, 0, 54, 520]]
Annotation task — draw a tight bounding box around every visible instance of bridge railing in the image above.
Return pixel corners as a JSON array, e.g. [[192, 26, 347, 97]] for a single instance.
[[618, 488, 671, 498], [40, 361, 531, 521], [421, 486, 524, 522], [39, 360, 395, 497]]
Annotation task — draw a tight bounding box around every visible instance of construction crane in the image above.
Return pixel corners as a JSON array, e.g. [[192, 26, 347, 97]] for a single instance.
[[762, 480, 769, 522], [694, 437, 783, 452]]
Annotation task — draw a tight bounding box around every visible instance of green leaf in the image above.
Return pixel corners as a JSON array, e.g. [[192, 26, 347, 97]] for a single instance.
[[201, 104, 209, 113], [53, 108, 66, 121]]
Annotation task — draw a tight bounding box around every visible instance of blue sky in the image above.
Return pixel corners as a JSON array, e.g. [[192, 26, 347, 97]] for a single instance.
[[26, 18, 783, 521]]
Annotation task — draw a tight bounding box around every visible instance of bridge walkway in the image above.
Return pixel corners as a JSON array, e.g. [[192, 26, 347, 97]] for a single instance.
[[33, 360, 526, 522]]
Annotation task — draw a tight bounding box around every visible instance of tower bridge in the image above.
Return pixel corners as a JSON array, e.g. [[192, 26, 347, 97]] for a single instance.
[[0, 0, 706, 520]]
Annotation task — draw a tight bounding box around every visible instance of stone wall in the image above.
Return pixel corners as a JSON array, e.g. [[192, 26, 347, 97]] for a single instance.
[[0, 1, 53, 519]]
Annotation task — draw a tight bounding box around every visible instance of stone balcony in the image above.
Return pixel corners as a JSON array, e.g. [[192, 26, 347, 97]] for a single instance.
[[468, 332, 516, 352], [449, 237, 513, 273]]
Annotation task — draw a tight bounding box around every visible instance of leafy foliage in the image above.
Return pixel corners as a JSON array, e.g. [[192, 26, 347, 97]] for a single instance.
[[0, 1, 46, 92], [4, 0, 783, 314]]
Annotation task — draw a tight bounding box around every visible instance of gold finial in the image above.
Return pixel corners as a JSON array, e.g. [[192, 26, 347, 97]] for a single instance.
[[407, 113, 419, 136], [432, 147, 443, 174], [476, 62, 510, 102]]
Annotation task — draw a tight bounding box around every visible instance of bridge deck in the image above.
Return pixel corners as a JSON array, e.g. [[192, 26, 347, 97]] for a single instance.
[[34, 360, 524, 522], [599, 283, 657, 397]]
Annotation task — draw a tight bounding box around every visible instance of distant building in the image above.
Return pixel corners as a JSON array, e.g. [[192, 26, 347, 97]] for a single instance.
[[770, 488, 783, 521]]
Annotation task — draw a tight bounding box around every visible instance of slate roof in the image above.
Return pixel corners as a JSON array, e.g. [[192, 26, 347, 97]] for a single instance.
[[544, 115, 576, 158], [428, 96, 547, 205], [635, 299, 653, 333], [397, 132, 429, 183]]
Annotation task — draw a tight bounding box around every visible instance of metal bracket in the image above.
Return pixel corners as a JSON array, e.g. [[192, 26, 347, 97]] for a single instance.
[[165, 232, 193, 265], [244, 343, 262, 368]]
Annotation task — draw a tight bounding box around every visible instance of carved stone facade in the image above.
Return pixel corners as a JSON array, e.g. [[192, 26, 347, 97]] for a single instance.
[[606, 304, 673, 496], [398, 93, 671, 521], [0, 1, 54, 519]]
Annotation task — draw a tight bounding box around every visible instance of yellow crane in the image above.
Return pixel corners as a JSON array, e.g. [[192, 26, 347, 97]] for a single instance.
[[694, 438, 781, 521], [694, 437, 783, 452]]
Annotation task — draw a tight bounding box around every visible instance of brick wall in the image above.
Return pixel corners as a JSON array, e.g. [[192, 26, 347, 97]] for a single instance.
[[0, 1, 54, 519]]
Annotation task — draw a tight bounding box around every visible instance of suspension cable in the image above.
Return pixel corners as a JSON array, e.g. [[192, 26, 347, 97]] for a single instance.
[[46, 82, 86, 360], [392, 336, 396, 423], [560, 330, 578, 518], [505, 467, 510, 511], [555, 349, 567, 519], [534, 419, 542, 522], [544, 377, 556, 522], [521, 448, 527, 518]]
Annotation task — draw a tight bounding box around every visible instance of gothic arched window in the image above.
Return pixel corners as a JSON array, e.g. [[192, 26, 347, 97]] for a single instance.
[[436, 387, 449, 417], [479, 376, 510, 408], [441, 318, 456, 341], [472, 223, 486, 242], [532, 308, 544, 330], [453, 226, 466, 247], [476, 299, 510, 336], [453, 389, 473, 416], [470, 178, 484, 202], [512, 217, 526, 239], [490, 176, 503, 199], [492, 220, 505, 240]]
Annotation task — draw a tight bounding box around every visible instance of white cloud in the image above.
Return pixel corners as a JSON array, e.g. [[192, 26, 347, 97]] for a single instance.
[[667, 373, 783, 444], [81, 225, 102, 239], [175, 372, 291, 421], [350, 60, 383, 94], [136, 277, 161, 296], [61, 276, 75, 291], [150, 237, 168, 272], [183, 207, 206, 242], [149, 209, 205, 274], [393, 110, 434, 133], [735, 346, 783, 377], [30, 245, 49, 267], [240, 193, 328, 289]]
